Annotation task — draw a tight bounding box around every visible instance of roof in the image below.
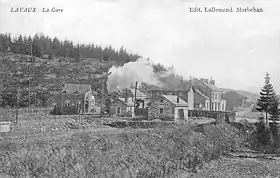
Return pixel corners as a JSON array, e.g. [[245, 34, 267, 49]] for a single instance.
[[118, 88, 148, 98], [195, 89, 210, 100], [129, 88, 147, 98], [49, 93, 85, 103], [62, 83, 91, 94], [200, 80, 221, 92], [147, 81, 192, 92], [112, 98, 134, 107], [161, 95, 188, 107]]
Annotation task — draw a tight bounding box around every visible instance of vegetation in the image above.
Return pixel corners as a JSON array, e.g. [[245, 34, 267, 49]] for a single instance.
[[0, 33, 141, 108], [0, 122, 245, 177], [256, 72, 280, 123]]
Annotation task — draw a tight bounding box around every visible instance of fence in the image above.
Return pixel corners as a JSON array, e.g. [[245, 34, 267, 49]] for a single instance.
[[3, 107, 53, 117], [135, 108, 148, 117], [188, 110, 236, 121]]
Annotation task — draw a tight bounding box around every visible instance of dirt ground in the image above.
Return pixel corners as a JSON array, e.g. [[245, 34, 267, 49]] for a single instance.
[[180, 153, 280, 178]]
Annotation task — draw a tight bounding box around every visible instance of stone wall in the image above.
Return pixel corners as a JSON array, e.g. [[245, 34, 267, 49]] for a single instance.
[[148, 97, 174, 120]]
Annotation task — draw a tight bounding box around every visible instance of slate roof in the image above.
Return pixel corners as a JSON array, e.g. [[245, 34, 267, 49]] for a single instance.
[[118, 88, 148, 98], [62, 83, 91, 94], [146, 81, 192, 92], [161, 95, 188, 107], [112, 98, 134, 107], [195, 89, 210, 100], [48, 93, 85, 104]]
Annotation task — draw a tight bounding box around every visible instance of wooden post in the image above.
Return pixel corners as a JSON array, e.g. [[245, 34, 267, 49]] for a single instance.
[[16, 88, 19, 127], [133, 82, 138, 117], [100, 49, 104, 118]]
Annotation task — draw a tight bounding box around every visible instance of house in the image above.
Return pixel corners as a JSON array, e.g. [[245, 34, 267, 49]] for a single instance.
[[192, 78, 227, 111], [47, 83, 98, 114], [147, 81, 195, 110], [118, 88, 150, 109], [110, 97, 135, 117], [148, 95, 188, 121]]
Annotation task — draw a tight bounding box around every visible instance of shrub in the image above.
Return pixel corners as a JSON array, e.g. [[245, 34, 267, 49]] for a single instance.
[[0, 122, 245, 177], [254, 120, 273, 147], [50, 105, 79, 115]]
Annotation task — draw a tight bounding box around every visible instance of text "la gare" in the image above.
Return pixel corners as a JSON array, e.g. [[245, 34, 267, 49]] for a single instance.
[[42, 7, 63, 12]]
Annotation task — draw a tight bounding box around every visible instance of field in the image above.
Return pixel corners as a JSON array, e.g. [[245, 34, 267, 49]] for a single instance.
[[1, 115, 280, 177]]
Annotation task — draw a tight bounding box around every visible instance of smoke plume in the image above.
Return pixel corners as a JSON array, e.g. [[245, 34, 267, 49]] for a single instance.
[[107, 58, 163, 93], [106, 58, 190, 93]]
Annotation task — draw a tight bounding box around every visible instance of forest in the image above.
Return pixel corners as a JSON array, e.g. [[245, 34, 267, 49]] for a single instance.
[[0, 33, 168, 108]]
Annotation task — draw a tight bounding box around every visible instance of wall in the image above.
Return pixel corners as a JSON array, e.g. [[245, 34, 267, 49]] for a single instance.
[[174, 106, 188, 121], [148, 97, 174, 120], [3, 107, 53, 117], [188, 87, 194, 109], [110, 100, 127, 115]]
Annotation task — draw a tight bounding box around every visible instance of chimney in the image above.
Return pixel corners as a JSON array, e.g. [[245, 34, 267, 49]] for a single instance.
[[125, 88, 128, 103], [177, 96, 179, 103]]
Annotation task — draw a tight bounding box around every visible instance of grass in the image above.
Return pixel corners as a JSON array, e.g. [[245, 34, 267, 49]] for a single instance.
[[182, 156, 280, 177], [1, 115, 280, 177]]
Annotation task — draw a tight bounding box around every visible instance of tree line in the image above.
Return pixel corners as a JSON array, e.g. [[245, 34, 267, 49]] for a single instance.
[[0, 33, 140, 63]]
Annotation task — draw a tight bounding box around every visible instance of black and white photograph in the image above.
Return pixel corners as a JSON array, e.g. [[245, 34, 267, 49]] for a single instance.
[[0, 0, 280, 177]]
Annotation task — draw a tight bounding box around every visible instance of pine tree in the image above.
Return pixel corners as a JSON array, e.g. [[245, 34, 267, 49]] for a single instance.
[[256, 72, 279, 123], [269, 94, 280, 121]]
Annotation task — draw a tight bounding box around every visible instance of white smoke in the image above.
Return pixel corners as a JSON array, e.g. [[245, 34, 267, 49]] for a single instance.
[[107, 58, 171, 93]]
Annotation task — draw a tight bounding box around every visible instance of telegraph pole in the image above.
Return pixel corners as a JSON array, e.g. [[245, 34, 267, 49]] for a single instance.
[[28, 43, 32, 114], [16, 88, 20, 127], [133, 81, 138, 116], [100, 49, 104, 118]]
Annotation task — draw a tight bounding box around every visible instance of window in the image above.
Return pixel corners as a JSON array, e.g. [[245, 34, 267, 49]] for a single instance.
[[159, 108, 163, 114], [160, 98, 164, 102], [117, 107, 121, 114]]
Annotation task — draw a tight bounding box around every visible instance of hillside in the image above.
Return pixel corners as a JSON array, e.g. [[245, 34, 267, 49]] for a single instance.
[[220, 88, 260, 102], [0, 52, 139, 107]]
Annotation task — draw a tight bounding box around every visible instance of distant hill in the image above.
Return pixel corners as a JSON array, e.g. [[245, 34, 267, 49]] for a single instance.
[[220, 88, 259, 102], [0, 51, 139, 107]]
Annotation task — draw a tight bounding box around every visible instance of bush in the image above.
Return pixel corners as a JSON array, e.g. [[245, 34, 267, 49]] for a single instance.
[[254, 120, 273, 147], [0, 122, 245, 177], [50, 105, 79, 115]]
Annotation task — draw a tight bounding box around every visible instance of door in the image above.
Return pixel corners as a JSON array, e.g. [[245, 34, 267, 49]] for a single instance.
[[178, 109, 184, 120], [85, 101, 89, 113]]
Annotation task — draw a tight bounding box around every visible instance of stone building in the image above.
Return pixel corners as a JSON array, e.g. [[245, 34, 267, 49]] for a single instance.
[[47, 83, 98, 114], [148, 95, 188, 121], [110, 97, 135, 117]]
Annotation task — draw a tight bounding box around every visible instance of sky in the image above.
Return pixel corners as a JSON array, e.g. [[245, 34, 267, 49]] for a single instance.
[[1, 0, 280, 94]]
